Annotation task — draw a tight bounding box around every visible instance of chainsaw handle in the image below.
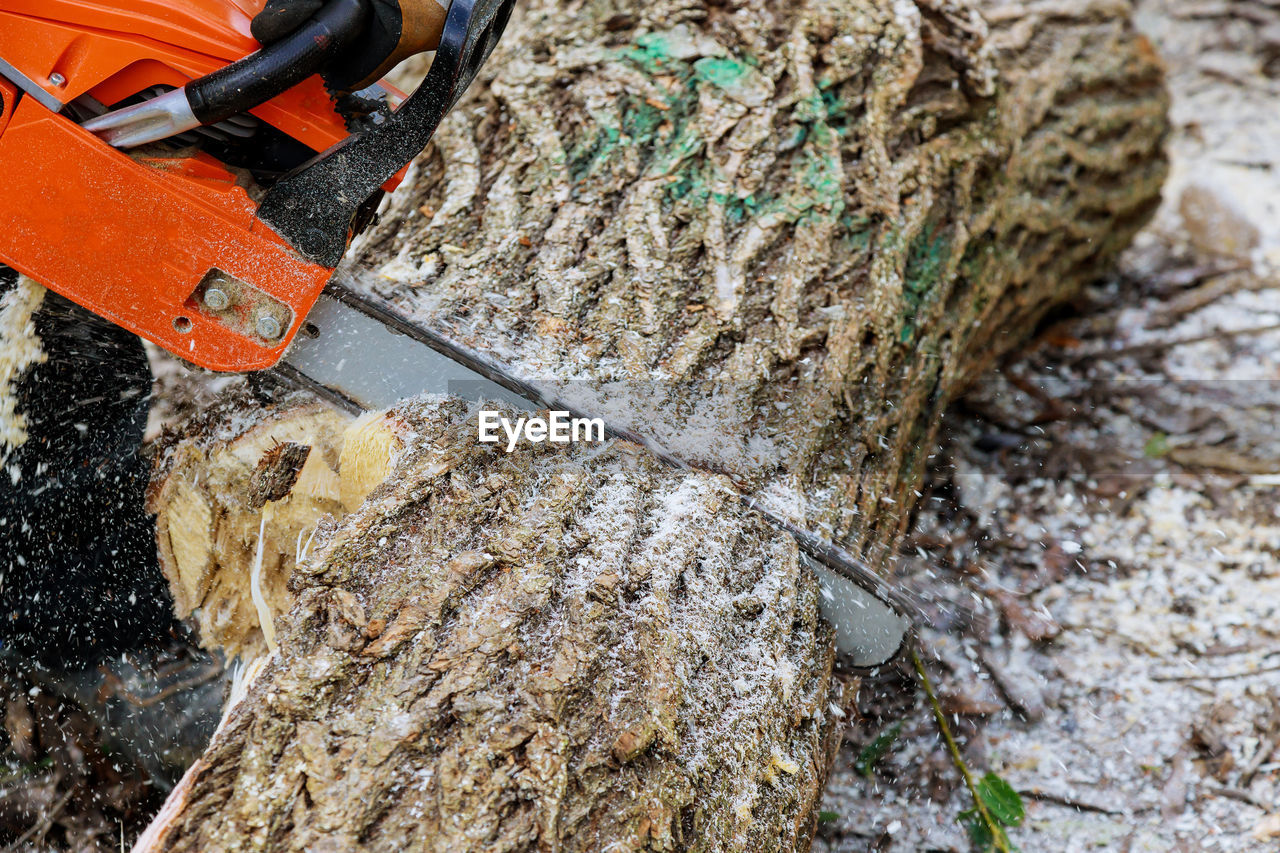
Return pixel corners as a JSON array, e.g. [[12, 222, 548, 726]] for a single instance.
[[188, 0, 369, 127], [82, 0, 368, 148], [256, 0, 515, 267]]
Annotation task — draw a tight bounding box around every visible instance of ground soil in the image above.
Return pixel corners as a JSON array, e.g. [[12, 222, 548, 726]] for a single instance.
[[814, 2, 1280, 849]]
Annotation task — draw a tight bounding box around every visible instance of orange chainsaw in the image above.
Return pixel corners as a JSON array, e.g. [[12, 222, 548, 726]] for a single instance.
[[0, 0, 510, 371], [0, 0, 914, 669]]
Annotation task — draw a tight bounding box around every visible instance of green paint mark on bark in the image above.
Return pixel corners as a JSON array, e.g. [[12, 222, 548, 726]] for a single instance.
[[693, 56, 773, 106], [795, 124, 844, 215], [568, 132, 610, 184], [621, 32, 679, 73], [901, 224, 952, 342], [568, 62, 709, 186], [694, 57, 747, 88], [622, 97, 668, 144], [794, 92, 827, 124], [712, 192, 766, 223]]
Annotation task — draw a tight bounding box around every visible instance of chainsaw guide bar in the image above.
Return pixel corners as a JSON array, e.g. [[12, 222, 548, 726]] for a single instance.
[[274, 275, 916, 668]]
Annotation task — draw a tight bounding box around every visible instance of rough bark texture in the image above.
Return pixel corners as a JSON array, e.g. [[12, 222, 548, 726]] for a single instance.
[[141, 0, 1168, 848], [347, 0, 1168, 554], [147, 399, 844, 851]]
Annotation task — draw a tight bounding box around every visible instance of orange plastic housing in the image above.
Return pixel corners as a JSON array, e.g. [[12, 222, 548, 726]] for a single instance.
[[0, 95, 332, 370], [0, 0, 357, 155], [0, 0, 406, 371]]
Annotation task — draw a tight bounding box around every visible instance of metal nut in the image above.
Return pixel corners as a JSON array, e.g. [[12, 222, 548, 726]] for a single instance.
[[49, 73, 66, 88], [203, 287, 230, 311], [256, 314, 283, 340]]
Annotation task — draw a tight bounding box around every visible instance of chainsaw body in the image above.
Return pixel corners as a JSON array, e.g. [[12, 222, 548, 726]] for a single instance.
[[0, 0, 510, 370]]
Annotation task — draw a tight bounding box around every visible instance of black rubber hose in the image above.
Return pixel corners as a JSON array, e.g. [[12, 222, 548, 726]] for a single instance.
[[186, 0, 368, 126], [258, 0, 514, 265]]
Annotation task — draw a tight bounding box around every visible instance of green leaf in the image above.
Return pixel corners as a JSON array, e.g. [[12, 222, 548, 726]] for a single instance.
[[1144, 432, 1170, 458], [958, 809, 1017, 853], [817, 810, 839, 824], [976, 773, 1024, 827], [959, 809, 992, 850], [854, 721, 903, 777]]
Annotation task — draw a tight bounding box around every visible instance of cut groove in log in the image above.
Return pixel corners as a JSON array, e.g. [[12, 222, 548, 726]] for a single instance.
[[141, 0, 1168, 847]]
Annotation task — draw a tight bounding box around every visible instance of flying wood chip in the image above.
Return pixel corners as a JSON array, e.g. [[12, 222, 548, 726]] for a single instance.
[[247, 441, 312, 508]]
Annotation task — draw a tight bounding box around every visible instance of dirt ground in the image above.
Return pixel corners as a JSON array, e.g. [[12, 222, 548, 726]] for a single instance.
[[815, 2, 1280, 850]]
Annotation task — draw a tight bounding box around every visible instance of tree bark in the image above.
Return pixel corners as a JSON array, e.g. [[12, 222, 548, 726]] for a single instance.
[[139, 0, 1168, 848]]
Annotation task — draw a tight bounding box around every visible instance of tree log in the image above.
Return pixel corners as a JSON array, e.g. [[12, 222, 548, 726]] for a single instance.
[[139, 0, 1168, 848]]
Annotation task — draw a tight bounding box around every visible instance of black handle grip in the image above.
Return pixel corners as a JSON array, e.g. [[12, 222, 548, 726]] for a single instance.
[[256, 0, 516, 267], [186, 0, 369, 127]]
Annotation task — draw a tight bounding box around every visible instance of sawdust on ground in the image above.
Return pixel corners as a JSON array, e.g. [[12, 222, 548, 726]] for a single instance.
[[815, 2, 1280, 850]]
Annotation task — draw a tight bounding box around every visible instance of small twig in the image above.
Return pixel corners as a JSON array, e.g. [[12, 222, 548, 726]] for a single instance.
[[1031, 262, 1252, 348], [7, 782, 74, 851], [1241, 740, 1276, 788], [911, 648, 1013, 853], [1203, 785, 1269, 811], [1165, 446, 1279, 476], [1001, 371, 1107, 430], [98, 662, 224, 710], [1058, 623, 1161, 657], [1018, 788, 1122, 815], [1082, 322, 1280, 362], [1146, 268, 1268, 329], [1240, 699, 1280, 788], [1194, 643, 1265, 658], [1151, 662, 1280, 682]]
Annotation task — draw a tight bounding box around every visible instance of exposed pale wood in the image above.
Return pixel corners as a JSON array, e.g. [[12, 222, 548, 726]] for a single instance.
[[337, 410, 413, 512], [149, 395, 351, 660]]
